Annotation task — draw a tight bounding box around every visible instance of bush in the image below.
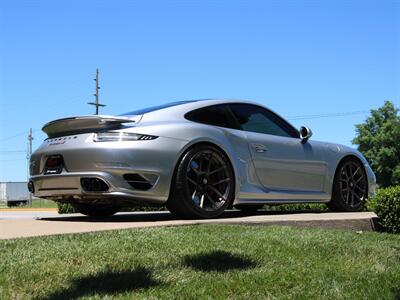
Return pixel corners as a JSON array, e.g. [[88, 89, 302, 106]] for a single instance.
[[367, 185, 400, 233], [121, 206, 166, 212], [263, 203, 328, 212], [57, 203, 76, 214]]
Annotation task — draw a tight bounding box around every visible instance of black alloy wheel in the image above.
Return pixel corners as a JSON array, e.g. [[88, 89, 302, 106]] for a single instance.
[[167, 144, 235, 218], [328, 158, 368, 212]]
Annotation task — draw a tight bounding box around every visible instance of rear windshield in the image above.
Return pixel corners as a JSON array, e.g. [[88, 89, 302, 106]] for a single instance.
[[120, 100, 198, 116]]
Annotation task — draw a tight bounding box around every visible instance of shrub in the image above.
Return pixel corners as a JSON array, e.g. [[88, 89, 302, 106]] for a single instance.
[[263, 203, 328, 212], [367, 185, 400, 233], [57, 203, 76, 214], [122, 206, 167, 212]]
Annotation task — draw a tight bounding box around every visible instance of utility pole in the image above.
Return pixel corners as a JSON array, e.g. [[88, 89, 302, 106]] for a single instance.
[[87, 68, 106, 115], [27, 128, 33, 207]]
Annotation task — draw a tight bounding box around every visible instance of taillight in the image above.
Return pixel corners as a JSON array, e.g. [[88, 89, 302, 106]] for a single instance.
[[46, 155, 63, 167], [44, 155, 64, 175], [93, 131, 158, 142]]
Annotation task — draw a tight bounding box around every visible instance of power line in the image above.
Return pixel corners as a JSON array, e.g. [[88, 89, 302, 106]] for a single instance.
[[0, 150, 26, 154], [286, 110, 369, 121], [0, 158, 27, 162], [0, 129, 40, 143], [0, 131, 29, 142]]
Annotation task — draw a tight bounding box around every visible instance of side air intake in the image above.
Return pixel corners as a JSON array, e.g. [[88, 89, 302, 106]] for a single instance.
[[123, 174, 154, 191]]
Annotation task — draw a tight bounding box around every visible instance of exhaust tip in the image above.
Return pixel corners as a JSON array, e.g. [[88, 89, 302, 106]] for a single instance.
[[80, 177, 109, 192], [28, 181, 35, 193]]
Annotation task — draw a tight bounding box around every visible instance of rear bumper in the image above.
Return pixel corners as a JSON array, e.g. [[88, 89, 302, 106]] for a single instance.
[[30, 171, 168, 205], [29, 133, 189, 205]]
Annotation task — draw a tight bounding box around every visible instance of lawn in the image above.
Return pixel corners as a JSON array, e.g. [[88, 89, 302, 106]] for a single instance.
[[0, 225, 399, 299]]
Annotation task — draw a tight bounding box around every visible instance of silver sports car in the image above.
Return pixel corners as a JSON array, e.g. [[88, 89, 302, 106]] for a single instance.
[[29, 99, 376, 218]]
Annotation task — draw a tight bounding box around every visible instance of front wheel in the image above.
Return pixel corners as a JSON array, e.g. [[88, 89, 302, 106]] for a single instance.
[[72, 203, 120, 218], [327, 158, 368, 212], [167, 144, 235, 219]]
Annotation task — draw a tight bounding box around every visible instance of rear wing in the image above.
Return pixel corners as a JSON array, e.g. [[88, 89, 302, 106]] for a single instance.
[[42, 115, 139, 138]]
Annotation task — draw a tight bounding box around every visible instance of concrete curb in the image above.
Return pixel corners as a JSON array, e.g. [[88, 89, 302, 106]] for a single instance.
[[0, 211, 378, 240]]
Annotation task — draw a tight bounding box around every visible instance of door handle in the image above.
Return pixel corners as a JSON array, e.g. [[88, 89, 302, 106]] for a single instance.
[[252, 143, 267, 153]]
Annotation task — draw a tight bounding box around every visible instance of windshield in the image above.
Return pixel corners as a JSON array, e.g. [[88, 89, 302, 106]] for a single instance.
[[120, 100, 198, 116]]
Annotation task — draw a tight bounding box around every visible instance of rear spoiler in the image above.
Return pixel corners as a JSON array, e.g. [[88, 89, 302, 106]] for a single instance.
[[42, 115, 138, 138]]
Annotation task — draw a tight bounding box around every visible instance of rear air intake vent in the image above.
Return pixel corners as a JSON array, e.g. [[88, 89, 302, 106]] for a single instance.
[[81, 177, 109, 192], [123, 174, 154, 190]]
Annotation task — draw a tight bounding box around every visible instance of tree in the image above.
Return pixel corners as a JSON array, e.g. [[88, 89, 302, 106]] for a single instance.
[[352, 101, 400, 187]]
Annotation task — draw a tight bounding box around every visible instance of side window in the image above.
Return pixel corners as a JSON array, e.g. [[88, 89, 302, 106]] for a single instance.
[[229, 104, 299, 138], [185, 105, 238, 129]]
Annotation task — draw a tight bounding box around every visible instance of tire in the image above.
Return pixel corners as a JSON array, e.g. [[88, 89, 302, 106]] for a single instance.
[[72, 203, 120, 217], [327, 157, 368, 212], [167, 144, 235, 219], [234, 204, 264, 212]]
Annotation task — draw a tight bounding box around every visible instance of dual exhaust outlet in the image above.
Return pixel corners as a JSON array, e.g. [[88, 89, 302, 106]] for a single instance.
[[27, 177, 109, 194]]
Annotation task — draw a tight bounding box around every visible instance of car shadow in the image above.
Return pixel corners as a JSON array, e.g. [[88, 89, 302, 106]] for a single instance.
[[183, 250, 257, 272], [39, 267, 161, 300], [38, 209, 326, 223]]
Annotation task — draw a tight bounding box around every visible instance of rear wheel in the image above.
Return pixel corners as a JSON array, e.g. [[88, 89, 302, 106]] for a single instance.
[[327, 158, 368, 212], [72, 203, 119, 217], [167, 144, 235, 218]]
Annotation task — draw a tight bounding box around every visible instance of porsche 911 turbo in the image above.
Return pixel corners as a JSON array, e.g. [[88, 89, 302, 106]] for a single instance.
[[29, 99, 376, 218]]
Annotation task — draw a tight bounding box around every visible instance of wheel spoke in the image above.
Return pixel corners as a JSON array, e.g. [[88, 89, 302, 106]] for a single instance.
[[187, 177, 197, 186], [200, 194, 205, 208], [353, 192, 362, 201], [205, 193, 216, 204], [346, 190, 350, 204], [346, 165, 352, 179], [354, 183, 364, 191], [208, 166, 227, 176], [355, 175, 364, 183], [199, 156, 204, 172], [206, 154, 212, 173], [212, 178, 231, 186], [208, 185, 226, 201], [352, 167, 360, 179], [341, 169, 349, 180]]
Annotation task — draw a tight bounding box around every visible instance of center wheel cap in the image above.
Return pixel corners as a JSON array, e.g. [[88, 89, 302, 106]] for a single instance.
[[202, 178, 208, 185]]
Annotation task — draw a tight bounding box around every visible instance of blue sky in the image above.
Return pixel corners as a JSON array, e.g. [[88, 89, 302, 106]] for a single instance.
[[0, 0, 399, 181]]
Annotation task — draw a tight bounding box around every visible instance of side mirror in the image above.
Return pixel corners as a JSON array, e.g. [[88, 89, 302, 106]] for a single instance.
[[300, 126, 312, 144]]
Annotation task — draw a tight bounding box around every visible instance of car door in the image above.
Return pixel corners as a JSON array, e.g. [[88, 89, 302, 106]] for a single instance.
[[228, 103, 328, 193]]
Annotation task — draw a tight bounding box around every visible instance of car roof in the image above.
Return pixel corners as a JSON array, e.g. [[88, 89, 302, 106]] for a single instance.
[[132, 99, 298, 133], [121, 98, 261, 117]]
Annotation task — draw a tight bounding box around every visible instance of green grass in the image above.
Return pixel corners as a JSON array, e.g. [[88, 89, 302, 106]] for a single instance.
[[30, 199, 58, 208], [0, 225, 399, 299]]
